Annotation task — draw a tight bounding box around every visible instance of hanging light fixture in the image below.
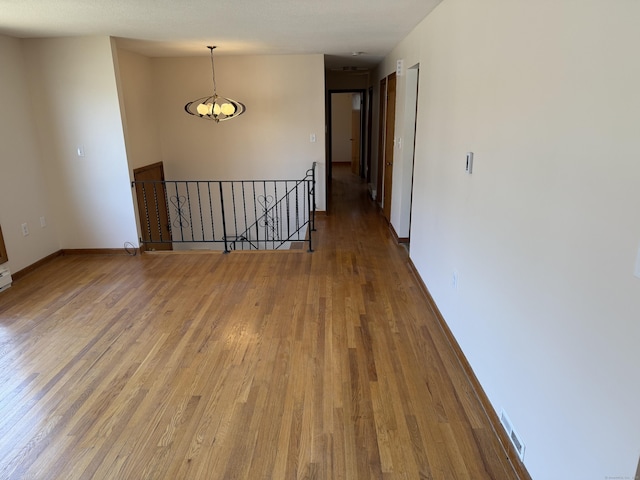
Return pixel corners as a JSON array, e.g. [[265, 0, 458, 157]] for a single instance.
[[184, 46, 245, 122]]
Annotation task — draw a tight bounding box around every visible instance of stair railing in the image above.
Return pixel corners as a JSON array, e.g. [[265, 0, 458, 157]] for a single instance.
[[132, 163, 316, 253]]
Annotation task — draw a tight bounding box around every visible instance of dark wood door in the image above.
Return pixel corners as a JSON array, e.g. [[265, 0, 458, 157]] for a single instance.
[[133, 162, 172, 251], [0, 225, 8, 264]]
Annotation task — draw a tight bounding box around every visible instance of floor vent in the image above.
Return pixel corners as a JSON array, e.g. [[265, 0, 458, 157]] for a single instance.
[[0, 265, 11, 292], [500, 409, 525, 461]]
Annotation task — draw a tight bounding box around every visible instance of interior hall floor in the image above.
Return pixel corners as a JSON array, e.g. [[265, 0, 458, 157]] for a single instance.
[[0, 164, 522, 479]]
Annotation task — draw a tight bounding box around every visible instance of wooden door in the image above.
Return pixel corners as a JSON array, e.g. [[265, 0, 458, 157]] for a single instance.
[[0, 225, 8, 264], [376, 78, 387, 203], [351, 94, 361, 175], [133, 162, 172, 251], [382, 73, 397, 221]]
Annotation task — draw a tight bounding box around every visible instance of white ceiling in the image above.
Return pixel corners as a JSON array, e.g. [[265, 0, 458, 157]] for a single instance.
[[0, 0, 442, 68]]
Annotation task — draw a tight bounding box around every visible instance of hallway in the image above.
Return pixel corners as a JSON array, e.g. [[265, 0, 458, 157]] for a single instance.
[[0, 165, 522, 479]]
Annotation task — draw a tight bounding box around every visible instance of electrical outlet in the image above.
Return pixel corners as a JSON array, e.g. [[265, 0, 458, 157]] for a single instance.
[[21, 223, 29, 236], [40, 216, 47, 228], [634, 244, 640, 279]]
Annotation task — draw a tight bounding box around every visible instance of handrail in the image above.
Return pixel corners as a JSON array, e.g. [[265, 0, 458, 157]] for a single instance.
[[235, 163, 317, 251], [131, 163, 316, 253]]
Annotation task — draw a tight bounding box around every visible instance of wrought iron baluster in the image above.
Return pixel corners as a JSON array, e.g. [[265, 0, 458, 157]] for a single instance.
[[196, 181, 205, 241], [263, 181, 267, 250], [252, 182, 259, 248], [231, 182, 238, 241], [241, 182, 248, 250], [207, 182, 215, 241], [219, 182, 229, 253], [307, 175, 313, 252], [285, 181, 291, 241], [295, 182, 300, 239], [274, 181, 279, 244]]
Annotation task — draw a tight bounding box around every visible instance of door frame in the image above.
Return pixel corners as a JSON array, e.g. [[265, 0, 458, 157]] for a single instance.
[[382, 72, 397, 222], [406, 64, 420, 245]]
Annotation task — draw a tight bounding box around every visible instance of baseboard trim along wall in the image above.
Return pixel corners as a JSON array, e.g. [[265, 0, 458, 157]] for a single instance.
[[12, 250, 63, 282], [61, 248, 137, 256], [389, 223, 409, 245], [406, 257, 533, 480], [13, 248, 140, 282]]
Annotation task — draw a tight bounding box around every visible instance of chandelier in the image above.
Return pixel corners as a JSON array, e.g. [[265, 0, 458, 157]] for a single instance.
[[184, 46, 245, 122]]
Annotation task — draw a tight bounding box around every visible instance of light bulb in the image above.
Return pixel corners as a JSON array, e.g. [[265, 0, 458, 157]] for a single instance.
[[213, 103, 221, 115], [196, 103, 209, 115], [221, 103, 236, 116]]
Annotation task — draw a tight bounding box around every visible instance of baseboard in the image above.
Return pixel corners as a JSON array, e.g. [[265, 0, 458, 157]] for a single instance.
[[61, 248, 138, 256], [13, 248, 139, 282], [406, 257, 532, 480], [12, 250, 63, 282], [389, 223, 409, 244]]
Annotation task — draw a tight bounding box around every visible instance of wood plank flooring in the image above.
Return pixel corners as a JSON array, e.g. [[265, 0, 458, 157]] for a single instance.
[[0, 165, 520, 479]]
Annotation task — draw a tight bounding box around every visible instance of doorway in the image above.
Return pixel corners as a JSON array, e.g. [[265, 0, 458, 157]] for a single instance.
[[326, 89, 370, 211]]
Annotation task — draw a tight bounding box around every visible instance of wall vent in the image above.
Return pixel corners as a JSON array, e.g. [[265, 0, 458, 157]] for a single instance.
[[500, 409, 526, 462]]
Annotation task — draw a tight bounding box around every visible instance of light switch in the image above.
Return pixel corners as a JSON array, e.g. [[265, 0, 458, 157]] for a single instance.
[[77, 145, 85, 157], [466, 152, 474, 174], [310, 134, 316, 143], [634, 244, 640, 279]]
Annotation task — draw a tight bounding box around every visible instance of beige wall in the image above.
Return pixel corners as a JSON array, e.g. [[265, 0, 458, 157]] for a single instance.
[[331, 93, 354, 163], [114, 47, 162, 171], [382, 1, 640, 478], [138, 53, 327, 210], [0, 35, 60, 272], [1, 39, 326, 269], [21, 36, 138, 249]]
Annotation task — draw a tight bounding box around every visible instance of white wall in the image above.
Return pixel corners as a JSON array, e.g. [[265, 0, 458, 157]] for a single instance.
[[146, 54, 326, 210], [382, 1, 640, 478], [22, 36, 138, 249], [0, 35, 60, 272]]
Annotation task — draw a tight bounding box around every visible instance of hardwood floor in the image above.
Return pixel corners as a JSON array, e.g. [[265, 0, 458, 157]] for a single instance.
[[0, 165, 521, 479]]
